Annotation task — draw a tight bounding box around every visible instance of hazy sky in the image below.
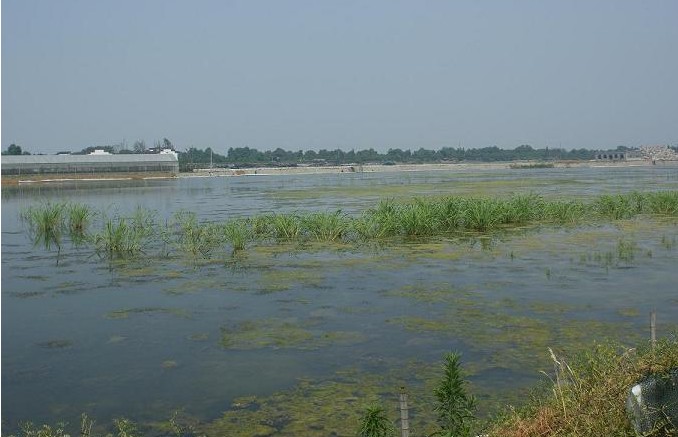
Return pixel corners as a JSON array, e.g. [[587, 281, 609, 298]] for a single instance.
[[2, 0, 677, 154]]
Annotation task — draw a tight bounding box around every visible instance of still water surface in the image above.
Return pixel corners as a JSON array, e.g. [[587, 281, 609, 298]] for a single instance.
[[2, 166, 678, 433]]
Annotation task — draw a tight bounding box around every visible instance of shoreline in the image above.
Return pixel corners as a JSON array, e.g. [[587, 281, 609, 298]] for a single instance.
[[185, 159, 675, 178], [2, 159, 676, 186]]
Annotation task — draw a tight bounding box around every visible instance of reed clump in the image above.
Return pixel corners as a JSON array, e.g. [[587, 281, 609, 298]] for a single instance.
[[19, 191, 678, 259], [21, 202, 67, 249]]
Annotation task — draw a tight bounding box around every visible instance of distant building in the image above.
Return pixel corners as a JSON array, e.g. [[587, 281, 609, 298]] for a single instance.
[[88, 149, 112, 155], [1, 153, 179, 180], [595, 152, 627, 161]]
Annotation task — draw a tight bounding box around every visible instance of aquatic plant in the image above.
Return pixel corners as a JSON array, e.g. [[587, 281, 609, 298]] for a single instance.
[[19, 191, 678, 259], [433, 352, 477, 437], [543, 199, 587, 224], [358, 404, 396, 437], [173, 211, 224, 257], [66, 203, 93, 236], [223, 219, 251, 252], [593, 193, 641, 220], [92, 218, 145, 257], [302, 210, 350, 241], [463, 198, 505, 232], [645, 190, 678, 215], [268, 213, 303, 241], [21, 202, 67, 250]]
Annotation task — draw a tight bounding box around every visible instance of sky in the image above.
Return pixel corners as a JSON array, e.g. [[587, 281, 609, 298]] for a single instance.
[[2, 0, 678, 154]]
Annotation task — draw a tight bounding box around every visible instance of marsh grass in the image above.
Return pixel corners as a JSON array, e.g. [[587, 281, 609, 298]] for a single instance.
[[173, 211, 224, 258], [66, 203, 93, 241], [268, 213, 303, 241], [302, 211, 350, 242], [487, 338, 678, 436], [224, 219, 251, 252], [21, 202, 67, 250], [20, 191, 678, 259]]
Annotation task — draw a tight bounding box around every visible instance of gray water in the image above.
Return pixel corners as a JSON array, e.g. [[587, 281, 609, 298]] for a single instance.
[[2, 165, 678, 434]]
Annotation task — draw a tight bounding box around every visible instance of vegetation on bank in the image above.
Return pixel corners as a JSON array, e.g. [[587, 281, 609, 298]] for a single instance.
[[486, 338, 678, 436], [20, 191, 678, 259]]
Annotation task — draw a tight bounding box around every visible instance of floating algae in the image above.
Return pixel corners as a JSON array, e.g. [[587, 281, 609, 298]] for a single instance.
[[220, 318, 366, 350], [36, 339, 73, 349], [161, 360, 178, 369], [105, 307, 191, 320], [256, 268, 325, 294], [199, 368, 438, 437], [8, 291, 47, 299]]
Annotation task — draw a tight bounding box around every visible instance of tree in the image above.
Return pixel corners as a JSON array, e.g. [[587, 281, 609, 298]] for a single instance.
[[3, 144, 25, 155], [133, 140, 146, 154], [434, 352, 476, 437]]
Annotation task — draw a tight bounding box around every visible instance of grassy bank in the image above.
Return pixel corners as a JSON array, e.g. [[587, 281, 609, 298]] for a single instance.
[[20, 191, 678, 259], [486, 338, 678, 436]]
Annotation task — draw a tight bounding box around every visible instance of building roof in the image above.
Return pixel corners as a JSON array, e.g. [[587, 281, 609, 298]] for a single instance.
[[1, 154, 178, 165]]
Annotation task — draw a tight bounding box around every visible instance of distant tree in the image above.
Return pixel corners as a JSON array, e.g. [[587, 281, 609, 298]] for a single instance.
[[133, 140, 147, 154], [162, 138, 173, 149], [3, 144, 26, 155]]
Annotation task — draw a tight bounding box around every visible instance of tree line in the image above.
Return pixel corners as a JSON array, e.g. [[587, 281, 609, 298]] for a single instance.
[[179, 144, 600, 171], [5, 142, 676, 173]]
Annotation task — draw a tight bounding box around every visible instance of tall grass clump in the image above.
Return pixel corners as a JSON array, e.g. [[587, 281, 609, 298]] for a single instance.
[[594, 193, 643, 220], [268, 213, 303, 241], [173, 211, 224, 258], [92, 218, 144, 257], [463, 198, 506, 232], [645, 191, 678, 215], [487, 338, 678, 436], [21, 202, 67, 250], [543, 199, 588, 224], [223, 219, 251, 252], [361, 200, 403, 240], [66, 203, 93, 235], [302, 211, 350, 242], [399, 199, 442, 238], [503, 194, 546, 224]]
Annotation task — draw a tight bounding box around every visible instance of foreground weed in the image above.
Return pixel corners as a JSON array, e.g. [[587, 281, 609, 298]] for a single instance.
[[434, 352, 477, 437], [357, 404, 396, 437]]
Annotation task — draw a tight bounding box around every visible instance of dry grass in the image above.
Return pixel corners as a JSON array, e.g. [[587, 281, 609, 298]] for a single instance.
[[487, 338, 678, 436]]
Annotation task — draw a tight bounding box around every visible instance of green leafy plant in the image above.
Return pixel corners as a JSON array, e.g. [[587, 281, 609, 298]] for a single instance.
[[433, 352, 477, 437], [357, 404, 396, 437]]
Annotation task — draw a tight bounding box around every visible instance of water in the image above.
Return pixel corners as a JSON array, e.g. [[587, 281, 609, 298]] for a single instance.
[[2, 165, 678, 434]]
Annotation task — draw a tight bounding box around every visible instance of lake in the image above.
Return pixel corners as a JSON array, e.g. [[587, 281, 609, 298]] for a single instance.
[[2, 165, 678, 435]]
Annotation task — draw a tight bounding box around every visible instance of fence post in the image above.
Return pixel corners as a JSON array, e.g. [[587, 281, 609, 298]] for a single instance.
[[399, 386, 409, 437], [650, 309, 656, 349]]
